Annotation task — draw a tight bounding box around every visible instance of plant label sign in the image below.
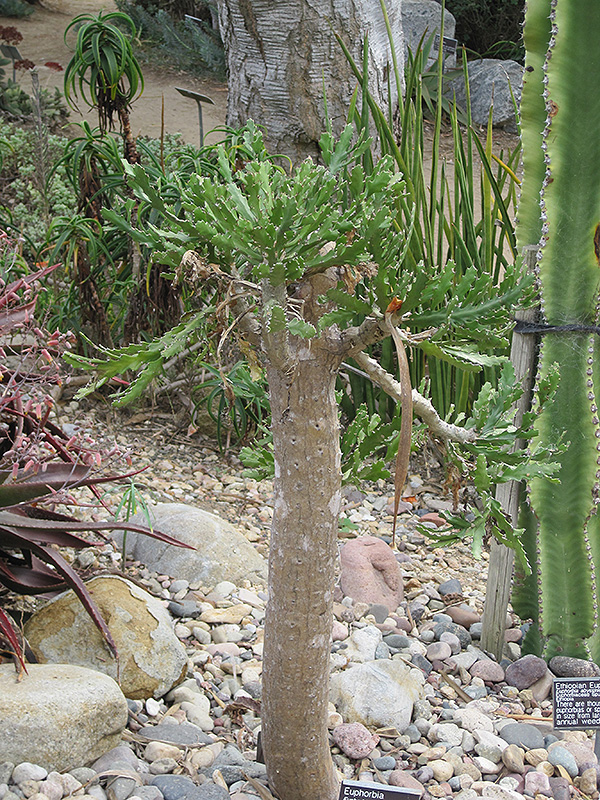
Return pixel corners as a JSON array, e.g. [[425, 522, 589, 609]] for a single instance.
[[553, 677, 600, 729], [339, 781, 422, 800]]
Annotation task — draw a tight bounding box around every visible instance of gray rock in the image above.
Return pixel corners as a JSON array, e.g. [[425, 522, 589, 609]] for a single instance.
[[504, 654, 548, 690], [190, 788, 229, 800], [404, 724, 422, 743], [69, 767, 98, 785], [368, 604, 391, 624], [142, 723, 213, 747], [330, 659, 424, 734], [167, 601, 199, 619], [112, 504, 267, 586], [375, 642, 391, 659], [150, 777, 195, 800], [445, 59, 523, 131], [433, 620, 471, 648], [202, 763, 267, 785], [134, 788, 164, 800], [498, 723, 545, 751], [91, 745, 141, 773], [548, 746, 579, 778], [0, 766, 14, 786], [213, 746, 245, 768], [373, 756, 397, 771], [411, 654, 432, 675], [470, 623, 483, 639], [402, 0, 456, 67], [24, 576, 187, 700], [549, 656, 600, 677], [0, 664, 127, 772], [548, 777, 571, 800], [438, 579, 462, 596], [107, 777, 137, 800], [383, 634, 411, 650]]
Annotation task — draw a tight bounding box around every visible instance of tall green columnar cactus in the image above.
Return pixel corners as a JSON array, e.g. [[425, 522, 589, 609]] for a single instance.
[[513, 0, 600, 660]]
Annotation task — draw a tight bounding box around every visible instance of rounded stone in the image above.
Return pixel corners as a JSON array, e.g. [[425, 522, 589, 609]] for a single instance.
[[372, 756, 397, 771], [547, 745, 578, 778], [549, 656, 600, 678], [498, 723, 545, 751], [332, 723, 379, 759], [525, 748, 548, 767], [0, 664, 127, 772], [504, 654, 548, 690], [24, 576, 187, 700], [426, 642, 452, 662], [12, 766, 48, 785], [524, 770, 551, 797], [429, 760, 454, 782], [144, 743, 182, 763], [501, 745, 524, 774], [388, 771, 425, 795], [469, 660, 505, 683], [580, 767, 597, 795]]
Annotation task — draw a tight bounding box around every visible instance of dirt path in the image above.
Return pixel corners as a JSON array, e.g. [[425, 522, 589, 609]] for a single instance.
[[2, 0, 228, 144]]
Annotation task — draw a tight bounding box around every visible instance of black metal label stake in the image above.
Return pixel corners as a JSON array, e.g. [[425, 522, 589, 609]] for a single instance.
[[553, 676, 600, 760]]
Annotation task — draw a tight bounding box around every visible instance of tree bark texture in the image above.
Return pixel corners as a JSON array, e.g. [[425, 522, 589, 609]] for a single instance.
[[217, 0, 404, 162], [262, 342, 343, 800]]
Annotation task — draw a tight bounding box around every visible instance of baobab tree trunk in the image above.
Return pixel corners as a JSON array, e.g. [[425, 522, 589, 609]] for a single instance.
[[216, 0, 404, 162], [262, 343, 343, 800]]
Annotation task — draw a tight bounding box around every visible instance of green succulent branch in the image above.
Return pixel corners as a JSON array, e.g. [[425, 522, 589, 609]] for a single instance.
[[511, 0, 600, 661]]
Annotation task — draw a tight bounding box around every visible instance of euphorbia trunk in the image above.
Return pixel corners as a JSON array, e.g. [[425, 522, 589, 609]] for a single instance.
[[262, 345, 342, 800]]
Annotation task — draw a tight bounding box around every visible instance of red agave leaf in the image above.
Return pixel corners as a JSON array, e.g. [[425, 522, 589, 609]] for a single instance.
[[0, 607, 27, 675]]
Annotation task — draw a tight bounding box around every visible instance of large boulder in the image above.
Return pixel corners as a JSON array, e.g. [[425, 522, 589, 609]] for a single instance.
[[112, 503, 267, 587], [445, 59, 523, 130], [402, 0, 456, 67], [339, 535, 404, 614], [330, 659, 424, 733], [0, 663, 127, 771], [24, 575, 187, 699]]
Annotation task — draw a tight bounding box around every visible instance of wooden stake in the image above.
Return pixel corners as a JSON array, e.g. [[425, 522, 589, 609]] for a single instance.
[[481, 246, 539, 660]]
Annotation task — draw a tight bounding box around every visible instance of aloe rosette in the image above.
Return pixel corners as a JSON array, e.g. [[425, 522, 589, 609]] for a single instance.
[[513, 0, 600, 660]]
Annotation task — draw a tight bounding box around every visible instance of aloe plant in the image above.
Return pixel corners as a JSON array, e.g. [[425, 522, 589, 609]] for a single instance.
[[0, 234, 188, 670], [511, 0, 600, 661]]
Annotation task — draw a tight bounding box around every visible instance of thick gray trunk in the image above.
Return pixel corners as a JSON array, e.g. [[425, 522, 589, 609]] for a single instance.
[[262, 345, 342, 800], [217, 0, 404, 162]]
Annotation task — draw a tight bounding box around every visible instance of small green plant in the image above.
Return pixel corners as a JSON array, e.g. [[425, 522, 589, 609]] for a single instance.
[[114, 478, 153, 564]]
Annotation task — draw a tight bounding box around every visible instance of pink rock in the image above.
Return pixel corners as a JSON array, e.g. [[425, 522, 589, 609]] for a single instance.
[[340, 536, 404, 613], [426, 641, 452, 661], [205, 643, 241, 657], [447, 605, 480, 628], [524, 770, 552, 796], [504, 628, 523, 643], [332, 619, 349, 642], [419, 512, 447, 528], [469, 659, 505, 682], [332, 722, 379, 759], [388, 770, 425, 796], [504, 654, 548, 690]]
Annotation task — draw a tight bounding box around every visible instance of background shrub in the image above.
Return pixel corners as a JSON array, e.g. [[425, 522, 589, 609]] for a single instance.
[[445, 0, 525, 61]]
